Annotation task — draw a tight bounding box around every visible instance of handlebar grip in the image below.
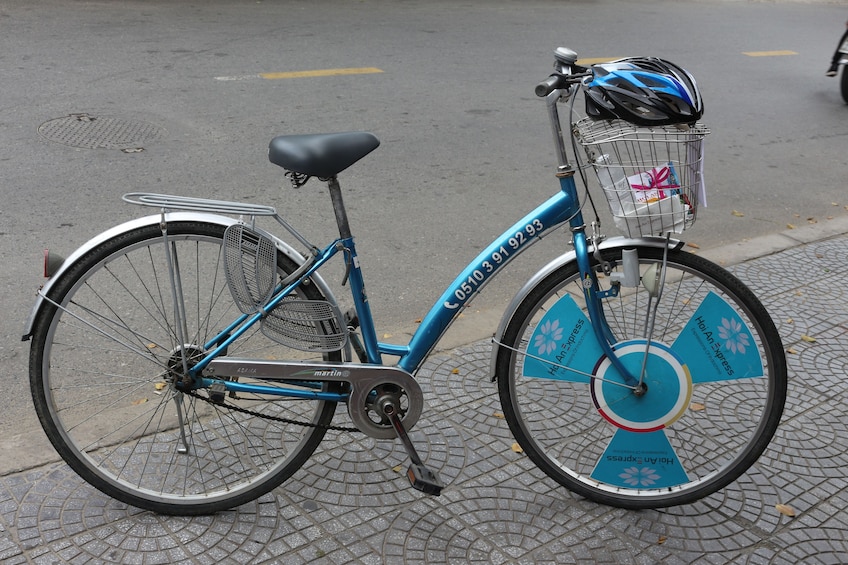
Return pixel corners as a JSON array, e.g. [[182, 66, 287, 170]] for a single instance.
[[535, 74, 567, 97]]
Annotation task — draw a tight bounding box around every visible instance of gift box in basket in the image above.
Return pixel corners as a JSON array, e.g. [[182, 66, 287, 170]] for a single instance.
[[575, 118, 709, 238]]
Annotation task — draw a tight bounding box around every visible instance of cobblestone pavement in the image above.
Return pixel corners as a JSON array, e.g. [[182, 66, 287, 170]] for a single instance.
[[4, 228, 848, 564]]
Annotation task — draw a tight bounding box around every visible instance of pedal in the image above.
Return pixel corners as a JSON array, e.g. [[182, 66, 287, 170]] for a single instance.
[[407, 464, 444, 496], [208, 381, 227, 404], [381, 396, 445, 496]]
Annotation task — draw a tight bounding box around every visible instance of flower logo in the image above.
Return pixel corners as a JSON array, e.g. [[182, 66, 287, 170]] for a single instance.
[[619, 467, 661, 487], [534, 319, 563, 355], [717, 317, 749, 355]]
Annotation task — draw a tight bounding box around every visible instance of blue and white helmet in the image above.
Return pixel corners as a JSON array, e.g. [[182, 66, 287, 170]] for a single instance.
[[585, 57, 704, 126]]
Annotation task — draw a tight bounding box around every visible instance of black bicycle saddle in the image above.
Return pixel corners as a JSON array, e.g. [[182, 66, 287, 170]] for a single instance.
[[268, 132, 380, 178]]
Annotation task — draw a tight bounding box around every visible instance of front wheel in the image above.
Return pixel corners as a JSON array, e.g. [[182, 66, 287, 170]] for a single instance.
[[841, 64, 848, 104], [495, 246, 786, 509], [29, 221, 341, 514]]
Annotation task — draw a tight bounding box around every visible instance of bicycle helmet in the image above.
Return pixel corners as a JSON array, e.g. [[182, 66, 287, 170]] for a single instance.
[[585, 57, 704, 126]]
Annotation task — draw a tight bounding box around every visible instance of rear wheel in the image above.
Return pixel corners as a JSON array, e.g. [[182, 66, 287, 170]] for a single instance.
[[841, 64, 848, 104], [495, 246, 786, 508], [29, 221, 341, 514]]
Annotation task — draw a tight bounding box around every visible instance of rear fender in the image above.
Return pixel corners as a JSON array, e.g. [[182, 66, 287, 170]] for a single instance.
[[22, 212, 337, 340]]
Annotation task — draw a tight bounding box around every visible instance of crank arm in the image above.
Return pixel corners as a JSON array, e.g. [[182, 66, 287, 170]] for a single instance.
[[381, 397, 444, 496]]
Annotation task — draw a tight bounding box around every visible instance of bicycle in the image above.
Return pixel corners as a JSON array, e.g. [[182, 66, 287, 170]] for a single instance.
[[24, 47, 787, 514]]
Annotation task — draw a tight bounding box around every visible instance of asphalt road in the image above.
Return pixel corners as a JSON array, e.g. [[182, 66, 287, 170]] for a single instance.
[[1, 0, 847, 473]]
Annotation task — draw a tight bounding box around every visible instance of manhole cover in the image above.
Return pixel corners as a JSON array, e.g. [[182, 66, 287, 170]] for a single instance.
[[38, 113, 164, 149]]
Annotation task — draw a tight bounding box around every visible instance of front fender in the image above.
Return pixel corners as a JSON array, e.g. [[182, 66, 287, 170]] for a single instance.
[[489, 236, 683, 377], [22, 212, 338, 340]]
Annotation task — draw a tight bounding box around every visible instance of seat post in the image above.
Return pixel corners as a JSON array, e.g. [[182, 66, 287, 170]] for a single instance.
[[327, 177, 353, 240]]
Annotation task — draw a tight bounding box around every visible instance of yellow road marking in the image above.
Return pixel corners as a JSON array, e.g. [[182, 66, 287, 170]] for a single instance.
[[742, 50, 798, 57], [576, 57, 622, 65], [260, 67, 384, 79]]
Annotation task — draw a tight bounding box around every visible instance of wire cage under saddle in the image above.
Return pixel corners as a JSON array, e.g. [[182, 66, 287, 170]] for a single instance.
[[573, 118, 710, 238], [223, 224, 347, 352], [262, 296, 348, 353]]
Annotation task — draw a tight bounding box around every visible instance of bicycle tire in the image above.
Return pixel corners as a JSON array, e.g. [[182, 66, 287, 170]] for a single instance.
[[29, 221, 341, 515], [495, 246, 786, 509]]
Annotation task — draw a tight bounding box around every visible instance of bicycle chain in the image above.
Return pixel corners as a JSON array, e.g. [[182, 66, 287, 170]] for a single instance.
[[183, 389, 360, 433]]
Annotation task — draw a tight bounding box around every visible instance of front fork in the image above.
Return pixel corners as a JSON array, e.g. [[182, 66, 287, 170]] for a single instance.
[[570, 224, 642, 390], [561, 177, 665, 394]]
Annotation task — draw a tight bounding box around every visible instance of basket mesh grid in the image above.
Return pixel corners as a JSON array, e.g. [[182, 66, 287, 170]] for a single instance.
[[574, 118, 709, 237], [223, 224, 346, 352], [224, 224, 277, 314], [262, 297, 347, 352]]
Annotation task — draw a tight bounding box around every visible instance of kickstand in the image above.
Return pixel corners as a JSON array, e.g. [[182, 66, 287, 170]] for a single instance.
[[381, 399, 444, 496]]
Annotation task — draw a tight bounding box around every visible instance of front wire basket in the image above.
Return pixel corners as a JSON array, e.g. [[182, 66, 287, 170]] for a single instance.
[[573, 118, 710, 237]]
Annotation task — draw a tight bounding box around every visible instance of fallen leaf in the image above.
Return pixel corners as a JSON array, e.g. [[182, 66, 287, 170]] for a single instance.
[[414, 318, 422, 324], [657, 535, 668, 545], [786, 347, 798, 355], [511, 442, 524, 454], [451, 368, 460, 374], [786, 224, 796, 230], [147, 343, 157, 349], [154, 382, 167, 391], [689, 402, 706, 411], [786, 318, 794, 324], [775, 503, 796, 517], [687, 242, 700, 249], [131, 398, 148, 406], [833, 202, 839, 206], [731, 210, 745, 217], [392, 465, 403, 473], [808, 217, 818, 224], [383, 333, 393, 339], [494, 412, 505, 419], [800, 335, 816, 343]]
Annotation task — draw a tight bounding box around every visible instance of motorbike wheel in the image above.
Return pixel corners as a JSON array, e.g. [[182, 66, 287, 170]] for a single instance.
[[841, 65, 848, 104]]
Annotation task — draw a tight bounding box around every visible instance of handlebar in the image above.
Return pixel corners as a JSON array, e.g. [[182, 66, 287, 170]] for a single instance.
[[535, 74, 568, 97], [534, 70, 592, 98]]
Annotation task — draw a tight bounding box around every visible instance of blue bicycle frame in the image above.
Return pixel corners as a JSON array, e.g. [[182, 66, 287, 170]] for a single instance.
[[180, 78, 642, 400], [185, 170, 637, 402]]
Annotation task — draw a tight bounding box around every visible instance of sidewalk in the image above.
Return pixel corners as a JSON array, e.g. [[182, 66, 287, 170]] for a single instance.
[[3, 219, 848, 564]]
